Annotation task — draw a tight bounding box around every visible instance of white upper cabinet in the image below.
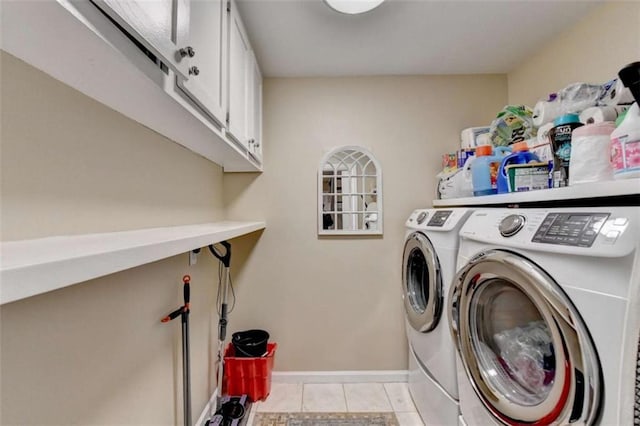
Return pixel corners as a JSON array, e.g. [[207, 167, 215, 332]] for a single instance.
[[247, 51, 263, 162], [4, 0, 262, 170], [175, 0, 227, 127], [227, 0, 251, 149], [92, 0, 192, 80]]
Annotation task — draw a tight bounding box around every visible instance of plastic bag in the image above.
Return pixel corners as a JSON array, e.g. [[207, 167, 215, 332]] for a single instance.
[[559, 82, 601, 113], [436, 157, 474, 199], [490, 105, 537, 147], [493, 320, 555, 394]]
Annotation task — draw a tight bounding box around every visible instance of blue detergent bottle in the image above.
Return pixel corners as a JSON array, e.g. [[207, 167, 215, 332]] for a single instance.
[[471, 145, 512, 196], [497, 142, 540, 194]]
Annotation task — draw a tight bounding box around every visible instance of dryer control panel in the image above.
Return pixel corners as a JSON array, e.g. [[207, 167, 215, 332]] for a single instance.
[[532, 212, 610, 247], [426, 210, 452, 227], [405, 208, 472, 231]]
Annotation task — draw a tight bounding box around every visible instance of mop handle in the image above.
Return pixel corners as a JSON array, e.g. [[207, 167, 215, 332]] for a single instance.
[[161, 275, 191, 322], [208, 241, 231, 268], [161, 307, 183, 323], [183, 275, 191, 311], [182, 276, 192, 426]]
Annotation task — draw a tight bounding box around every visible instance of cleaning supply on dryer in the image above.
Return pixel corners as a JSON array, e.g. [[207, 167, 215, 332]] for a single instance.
[[618, 61, 640, 104], [579, 105, 629, 124], [615, 109, 629, 127], [476, 132, 492, 146], [460, 127, 490, 148], [457, 148, 475, 168], [506, 162, 553, 192], [437, 156, 475, 199], [559, 82, 601, 112], [532, 95, 562, 127], [569, 122, 616, 185], [441, 152, 457, 172], [470, 145, 512, 196], [490, 105, 537, 147], [496, 142, 539, 194], [548, 113, 583, 187], [610, 102, 640, 179], [598, 78, 635, 106], [536, 123, 554, 145]]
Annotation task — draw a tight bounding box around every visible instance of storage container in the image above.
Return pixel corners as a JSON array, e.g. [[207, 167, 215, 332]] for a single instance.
[[224, 342, 277, 402], [506, 162, 552, 192]]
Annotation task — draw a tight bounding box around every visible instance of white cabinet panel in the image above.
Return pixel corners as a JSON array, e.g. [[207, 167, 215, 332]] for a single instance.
[[176, 0, 227, 127], [247, 51, 263, 162], [227, 0, 250, 149], [92, 0, 191, 79]]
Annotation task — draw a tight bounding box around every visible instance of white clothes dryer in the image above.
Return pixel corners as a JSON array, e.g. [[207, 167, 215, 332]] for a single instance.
[[449, 207, 640, 425], [402, 208, 473, 425]]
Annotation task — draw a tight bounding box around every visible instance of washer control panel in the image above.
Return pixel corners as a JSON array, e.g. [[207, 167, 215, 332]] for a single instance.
[[532, 212, 610, 247]]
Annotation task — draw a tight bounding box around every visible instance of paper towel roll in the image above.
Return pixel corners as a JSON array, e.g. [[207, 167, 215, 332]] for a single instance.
[[532, 100, 562, 127], [536, 122, 554, 144], [599, 78, 635, 106], [579, 105, 629, 124]]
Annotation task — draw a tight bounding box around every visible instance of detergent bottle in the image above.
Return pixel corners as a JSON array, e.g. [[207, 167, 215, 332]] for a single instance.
[[548, 113, 583, 187], [611, 102, 640, 179], [471, 145, 512, 196], [497, 142, 540, 194]]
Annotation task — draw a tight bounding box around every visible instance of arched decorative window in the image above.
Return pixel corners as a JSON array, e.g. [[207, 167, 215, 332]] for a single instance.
[[318, 146, 383, 235]]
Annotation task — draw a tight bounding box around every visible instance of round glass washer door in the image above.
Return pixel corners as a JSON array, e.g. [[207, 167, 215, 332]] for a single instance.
[[449, 249, 602, 425], [402, 232, 442, 333]]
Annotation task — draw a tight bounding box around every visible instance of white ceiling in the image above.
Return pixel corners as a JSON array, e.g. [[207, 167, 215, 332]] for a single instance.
[[235, 0, 603, 77]]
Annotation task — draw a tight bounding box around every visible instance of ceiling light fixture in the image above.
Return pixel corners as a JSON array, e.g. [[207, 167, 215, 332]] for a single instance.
[[324, 0, 385, 15]]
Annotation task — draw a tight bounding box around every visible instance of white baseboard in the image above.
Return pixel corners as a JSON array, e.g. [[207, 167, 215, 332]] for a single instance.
[[272, 370, 409, 384]]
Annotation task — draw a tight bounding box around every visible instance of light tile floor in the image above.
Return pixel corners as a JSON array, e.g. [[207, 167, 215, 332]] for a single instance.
[[246, 382, 425, 426]]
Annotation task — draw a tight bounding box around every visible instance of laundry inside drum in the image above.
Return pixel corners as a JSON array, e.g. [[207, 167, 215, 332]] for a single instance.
[[469, 279, 556, 406]]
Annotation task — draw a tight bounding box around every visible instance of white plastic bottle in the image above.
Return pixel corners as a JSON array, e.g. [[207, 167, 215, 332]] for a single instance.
[[611, 102, 640, 179]]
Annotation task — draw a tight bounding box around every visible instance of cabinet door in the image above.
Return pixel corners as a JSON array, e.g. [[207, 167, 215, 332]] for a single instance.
[[247, 51, 263, 161], [92, 0, 191, 79], [226, 0, 250, 149], [176, 0, 226, 126]]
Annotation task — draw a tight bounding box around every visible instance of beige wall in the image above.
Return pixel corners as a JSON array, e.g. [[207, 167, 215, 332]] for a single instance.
[[223, 75, 507, 371], [508, 1, 640, 106], [0, 52, 230, 424]]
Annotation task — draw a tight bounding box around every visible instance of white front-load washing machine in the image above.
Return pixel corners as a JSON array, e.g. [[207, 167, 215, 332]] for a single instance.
[[449, 207, 640, 425], [402, 208, 473, 425]]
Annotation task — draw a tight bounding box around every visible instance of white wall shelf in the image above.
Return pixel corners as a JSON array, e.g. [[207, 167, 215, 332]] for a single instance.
[[0, 221, 265, 305], [433, 178, 640, 207]]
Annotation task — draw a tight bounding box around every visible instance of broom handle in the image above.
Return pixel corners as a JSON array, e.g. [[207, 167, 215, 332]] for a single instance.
[[182, 275, 191, 426], [216, 267, 231, 410]]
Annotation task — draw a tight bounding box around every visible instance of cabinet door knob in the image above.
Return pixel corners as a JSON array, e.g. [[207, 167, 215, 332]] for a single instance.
[[189, 66, 200, 76], [179, 46, 196, 58]]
